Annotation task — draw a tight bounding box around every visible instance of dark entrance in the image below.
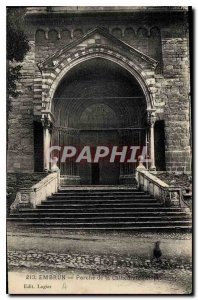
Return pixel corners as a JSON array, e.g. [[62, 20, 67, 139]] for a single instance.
[[154, 120, 166, 171], [91, 163, 100, 185], [34, 121, 43, 172]]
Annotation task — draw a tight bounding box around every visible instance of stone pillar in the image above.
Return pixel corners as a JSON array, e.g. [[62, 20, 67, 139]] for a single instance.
[[42, 116, 52, 172], [73, 129, 80, 176], [147, 110, 156, 171], [145, 130, 149, 170]]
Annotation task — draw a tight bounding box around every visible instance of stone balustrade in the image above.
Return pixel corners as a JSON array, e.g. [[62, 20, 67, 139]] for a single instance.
[[10, 172, 60, 212], [136, 168, 189, 209]]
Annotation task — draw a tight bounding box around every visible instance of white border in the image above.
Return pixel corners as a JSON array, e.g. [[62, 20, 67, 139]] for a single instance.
[[1, 1, 197, 299]]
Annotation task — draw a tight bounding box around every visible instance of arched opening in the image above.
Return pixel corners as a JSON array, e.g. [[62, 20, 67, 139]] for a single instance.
[[51, 57, 147, 185]]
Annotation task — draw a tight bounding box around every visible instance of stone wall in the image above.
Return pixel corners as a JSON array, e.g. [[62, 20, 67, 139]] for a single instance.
[[34, 26, 163, 65], [7, 172, 47, 214], [161, 36, 190, 172], [7, 39, 36, 173]]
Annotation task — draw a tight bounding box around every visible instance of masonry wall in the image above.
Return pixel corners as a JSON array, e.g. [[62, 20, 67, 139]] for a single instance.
[[7, 172, 47, 214], [7, 9, 191, 174], [7, 38, 36, 173], [161, 36, 191, 172]]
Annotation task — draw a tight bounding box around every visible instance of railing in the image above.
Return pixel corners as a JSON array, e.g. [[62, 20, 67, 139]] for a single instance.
[[136, 170, 190, 209], [10, 172, 60, 212]]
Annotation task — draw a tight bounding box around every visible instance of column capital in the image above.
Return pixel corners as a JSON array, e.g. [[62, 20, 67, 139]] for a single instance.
[[41, 114, 54, 130], [147, 110, 156, 127], [41, 110, 55, 128]]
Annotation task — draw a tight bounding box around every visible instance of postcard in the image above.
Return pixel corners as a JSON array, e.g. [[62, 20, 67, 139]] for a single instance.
[[7, 6, 192, 295]]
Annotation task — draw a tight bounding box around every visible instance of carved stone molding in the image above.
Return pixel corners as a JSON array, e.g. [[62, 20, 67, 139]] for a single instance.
[[147, 109, 156, 127]]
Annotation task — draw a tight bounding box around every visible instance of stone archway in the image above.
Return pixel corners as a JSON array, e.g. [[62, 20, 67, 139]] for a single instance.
[[43, 51, 155, 112], [48, 57, 151, 185], [39, 29, 158, 176]]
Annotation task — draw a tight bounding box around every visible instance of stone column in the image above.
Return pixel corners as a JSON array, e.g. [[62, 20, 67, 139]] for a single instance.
[[147, 110, 156, 171], [145, 130, 149, 170], [73, 129, 80, 176], [42, 116, 52, 172]]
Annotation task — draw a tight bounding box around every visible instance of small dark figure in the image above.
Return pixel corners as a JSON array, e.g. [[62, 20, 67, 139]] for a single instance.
[[153, 241, 162, 262]]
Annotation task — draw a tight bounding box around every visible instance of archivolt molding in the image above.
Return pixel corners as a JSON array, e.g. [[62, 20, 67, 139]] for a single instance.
[[40, 47, 156, 117]]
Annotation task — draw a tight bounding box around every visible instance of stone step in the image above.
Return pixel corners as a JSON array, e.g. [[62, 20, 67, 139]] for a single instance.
[[45, 199, 157, 204], [7, 220, 192, 228], [52, 196, 151, 200], [8, 216, 191, 223], [56, 191, 145, 195], [59, 186, 137, 190], [18, 207, 185, 213], [9, 223, 191, 231], [11, 211, 188, 217], [37, 203, 163, 209], [9, 186, 191, 231]]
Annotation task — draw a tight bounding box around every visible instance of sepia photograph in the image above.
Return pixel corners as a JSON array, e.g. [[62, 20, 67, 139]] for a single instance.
[[6, 5, 192, 295]]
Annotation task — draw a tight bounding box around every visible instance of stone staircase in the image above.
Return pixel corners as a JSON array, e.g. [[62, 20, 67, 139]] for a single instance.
[[8, 186, 192, 231]]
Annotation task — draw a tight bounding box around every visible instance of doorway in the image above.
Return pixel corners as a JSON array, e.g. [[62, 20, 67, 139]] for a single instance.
[[52, 57, 147, 185]]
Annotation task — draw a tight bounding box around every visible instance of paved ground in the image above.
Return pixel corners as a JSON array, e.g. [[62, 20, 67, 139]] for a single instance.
[[7, 224, 192, 294], [8, 230, 192, 258]]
